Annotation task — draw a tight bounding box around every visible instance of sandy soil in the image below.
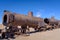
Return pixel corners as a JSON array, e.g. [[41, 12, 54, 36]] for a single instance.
[[0, 24, 4, 29], [0, 24, 60, 40], [15, 28, 60, 40]]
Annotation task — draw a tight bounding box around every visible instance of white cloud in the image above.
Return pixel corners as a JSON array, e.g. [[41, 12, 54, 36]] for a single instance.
[[36, 12, 41, 17]]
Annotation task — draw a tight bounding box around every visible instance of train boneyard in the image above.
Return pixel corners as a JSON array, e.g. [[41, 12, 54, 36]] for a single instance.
[[1, 10, 60, 38]]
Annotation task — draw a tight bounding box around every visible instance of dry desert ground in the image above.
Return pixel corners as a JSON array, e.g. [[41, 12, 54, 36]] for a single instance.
[[0, 24, 60, 40]]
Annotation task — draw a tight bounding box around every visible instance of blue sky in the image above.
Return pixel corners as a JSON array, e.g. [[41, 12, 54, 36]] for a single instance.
[[0, 0, 60, 24]]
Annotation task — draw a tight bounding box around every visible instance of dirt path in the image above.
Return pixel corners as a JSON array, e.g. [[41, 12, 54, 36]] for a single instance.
[[15, 28, 60, 40]]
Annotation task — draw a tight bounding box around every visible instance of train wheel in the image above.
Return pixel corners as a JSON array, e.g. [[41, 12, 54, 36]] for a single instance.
[[46, 28, 51, 30], [21, 25, 27, 34], [34, 28, 37, 31], [2, 32, 6, 39]]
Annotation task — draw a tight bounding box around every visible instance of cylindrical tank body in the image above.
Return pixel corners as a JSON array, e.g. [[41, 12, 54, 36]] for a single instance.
[[3, 11, 43, 28]]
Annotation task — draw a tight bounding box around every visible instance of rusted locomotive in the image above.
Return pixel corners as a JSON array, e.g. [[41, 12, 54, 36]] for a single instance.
[[1, 10, 60, 39], [2, 10, 60, 35], [3, 10, 44, 33]]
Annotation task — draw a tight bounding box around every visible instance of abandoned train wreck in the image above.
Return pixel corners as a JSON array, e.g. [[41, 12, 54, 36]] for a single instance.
[[1, 10, 60, 38]]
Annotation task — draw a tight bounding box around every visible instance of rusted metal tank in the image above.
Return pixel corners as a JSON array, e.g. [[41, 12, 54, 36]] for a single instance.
[[3, 10, 43, 28]]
